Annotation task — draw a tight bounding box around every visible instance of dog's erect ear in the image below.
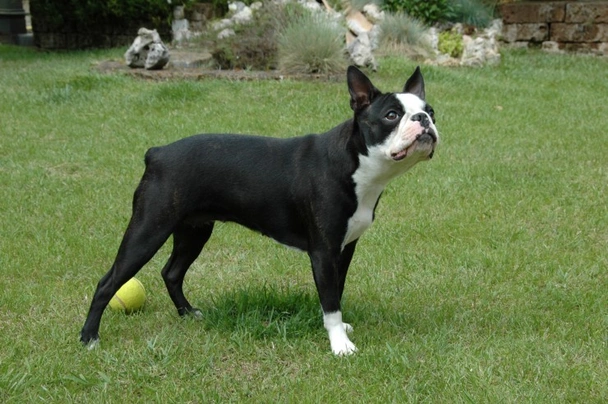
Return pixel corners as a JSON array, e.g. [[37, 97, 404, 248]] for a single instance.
[[347, 66, 380, 112], [403, 66, 425, 101]]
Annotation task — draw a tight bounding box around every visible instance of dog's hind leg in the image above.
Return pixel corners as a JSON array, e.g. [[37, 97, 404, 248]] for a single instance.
[[161, 222, 214, 318], [80, 178, 177, 345]]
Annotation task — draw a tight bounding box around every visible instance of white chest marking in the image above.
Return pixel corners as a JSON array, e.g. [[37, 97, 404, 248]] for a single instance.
[[342, 148, 390, 249]]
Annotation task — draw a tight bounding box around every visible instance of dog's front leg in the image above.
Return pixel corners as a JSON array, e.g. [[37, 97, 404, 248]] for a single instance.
[[309, 248, 357, 356], [323, 311, 356, 356]]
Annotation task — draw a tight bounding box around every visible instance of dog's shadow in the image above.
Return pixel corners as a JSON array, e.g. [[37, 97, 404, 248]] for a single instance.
[[183, 286, 420, 342], [190, 285, 324, 340]]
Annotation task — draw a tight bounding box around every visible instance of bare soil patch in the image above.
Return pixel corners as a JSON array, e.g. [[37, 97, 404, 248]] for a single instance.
[[95, 48, 343, 82]]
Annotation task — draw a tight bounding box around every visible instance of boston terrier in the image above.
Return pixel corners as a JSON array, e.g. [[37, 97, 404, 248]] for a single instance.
[[80, 66, 438, 355]]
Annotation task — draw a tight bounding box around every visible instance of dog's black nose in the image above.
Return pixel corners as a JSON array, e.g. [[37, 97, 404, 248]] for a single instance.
[[411, 113, 430, 128]]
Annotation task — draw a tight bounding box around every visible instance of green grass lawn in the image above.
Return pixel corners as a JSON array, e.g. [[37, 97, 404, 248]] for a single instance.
[[0, 45, 606, 402]]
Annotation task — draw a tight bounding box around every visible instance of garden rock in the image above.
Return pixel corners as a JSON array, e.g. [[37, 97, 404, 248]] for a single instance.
[[422, 27, 440, 54], [460, 20, 502, 66], [461, 19, 501, 67], [301, 0, 322, 12], [228, 1, 254, 24], [347, 31, 377, 71], [362, 4, 384, 23], [461, 35, 500, 66], [429, 20, 502, 67], [217, 28, 236, 39], [211, 1, 255, 38], [125, 28, 170, 70], [232, 6, 253, 24], [345, 9, 378, 69], [172, 18, 191, 45], [346, 10, 373, 36], [212, 19, 234, 31]]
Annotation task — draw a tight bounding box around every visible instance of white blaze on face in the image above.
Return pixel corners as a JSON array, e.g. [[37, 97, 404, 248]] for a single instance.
[[383, 93, 436, 161]]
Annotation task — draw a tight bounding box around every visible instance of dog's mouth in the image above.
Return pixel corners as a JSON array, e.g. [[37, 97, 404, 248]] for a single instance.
[[391, 131, 437, 161], [391, 147, 411, 161]]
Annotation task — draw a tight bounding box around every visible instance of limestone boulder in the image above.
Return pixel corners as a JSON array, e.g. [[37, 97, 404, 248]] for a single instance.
[[125, 28, 170, 70]]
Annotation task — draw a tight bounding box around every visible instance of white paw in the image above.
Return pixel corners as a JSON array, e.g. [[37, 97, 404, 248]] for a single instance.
[[330, 335, 357, 356], [86, 339, 100, 351], [324, 311, 357, 356]]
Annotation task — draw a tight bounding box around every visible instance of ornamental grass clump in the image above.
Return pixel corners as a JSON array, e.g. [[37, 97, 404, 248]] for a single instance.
[[378, 11, 426, 47], [278, 12, 347, 75], [376, 11, 432, 58]]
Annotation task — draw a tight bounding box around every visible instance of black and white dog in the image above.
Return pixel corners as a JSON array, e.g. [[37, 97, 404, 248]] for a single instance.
[[80, 66, 438, 355]]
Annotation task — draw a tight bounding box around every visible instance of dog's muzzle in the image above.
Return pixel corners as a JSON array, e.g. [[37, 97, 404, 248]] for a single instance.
[[417, 131, 437, 159], [389, 113, 438, 161], [416, 130, 437, 143], [412, 112, 437, 158]]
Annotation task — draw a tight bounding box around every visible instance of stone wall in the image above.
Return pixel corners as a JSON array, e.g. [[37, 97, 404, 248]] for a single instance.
[[499, 1, 608, 55]]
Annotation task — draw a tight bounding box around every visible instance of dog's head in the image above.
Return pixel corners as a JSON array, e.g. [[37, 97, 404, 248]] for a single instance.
[[347, 66, 438, 167]]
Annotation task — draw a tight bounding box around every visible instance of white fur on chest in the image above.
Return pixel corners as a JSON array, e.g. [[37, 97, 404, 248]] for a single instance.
[[342, 149, 392, 249]]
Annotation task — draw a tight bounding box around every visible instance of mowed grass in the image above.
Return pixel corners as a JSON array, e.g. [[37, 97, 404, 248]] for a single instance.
[[0, 45, 607, 402]]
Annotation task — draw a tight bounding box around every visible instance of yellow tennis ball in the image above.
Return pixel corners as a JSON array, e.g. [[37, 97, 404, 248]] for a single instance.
[[109, 278, 146, 314]]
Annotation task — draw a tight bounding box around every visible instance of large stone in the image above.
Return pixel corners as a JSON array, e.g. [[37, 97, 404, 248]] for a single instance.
[[362, 4, 384, 24], [217, 28, 235, 39], [301, 0, 322, 12], [542, 40, 563, 53], [559, 41, 608, 55], [421, 27, 440, 54], [125, 28, 170, 70], [499, 2, 565, 24], [347, 31, 377, 71], [228, 1, 247, 13], [231, 6, 253, 24], [551, 23, 608, 42], [172, 18, 191, 44], [212, 19, 233, 31], [502, 23, 549, 42], [346, 10, 373, 35], [566, 2, 608, 23], [461, 21, 501, 67], [144, 43, 168, 70]]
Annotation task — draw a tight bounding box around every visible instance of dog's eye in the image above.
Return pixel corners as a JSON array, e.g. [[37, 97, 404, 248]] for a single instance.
[[427, 108, 436, 123], [385, 111, 399, 121]]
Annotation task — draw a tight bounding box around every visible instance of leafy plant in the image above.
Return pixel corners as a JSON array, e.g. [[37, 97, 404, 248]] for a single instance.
[[438, 29, 464, 57], [29, 0, 174, 48], [380, 0, 496, 27], [381, 0, 454, 25]]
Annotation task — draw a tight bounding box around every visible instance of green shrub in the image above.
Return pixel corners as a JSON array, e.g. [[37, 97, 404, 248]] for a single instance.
[[211, 2, 306, 70], [278, 12, 347, 74], [438, 29, 463, 57], [382, 0, 453, 25], [211, 18, 279, 70], [380, 0, 496, 27], [30, 0, 175, 37]]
